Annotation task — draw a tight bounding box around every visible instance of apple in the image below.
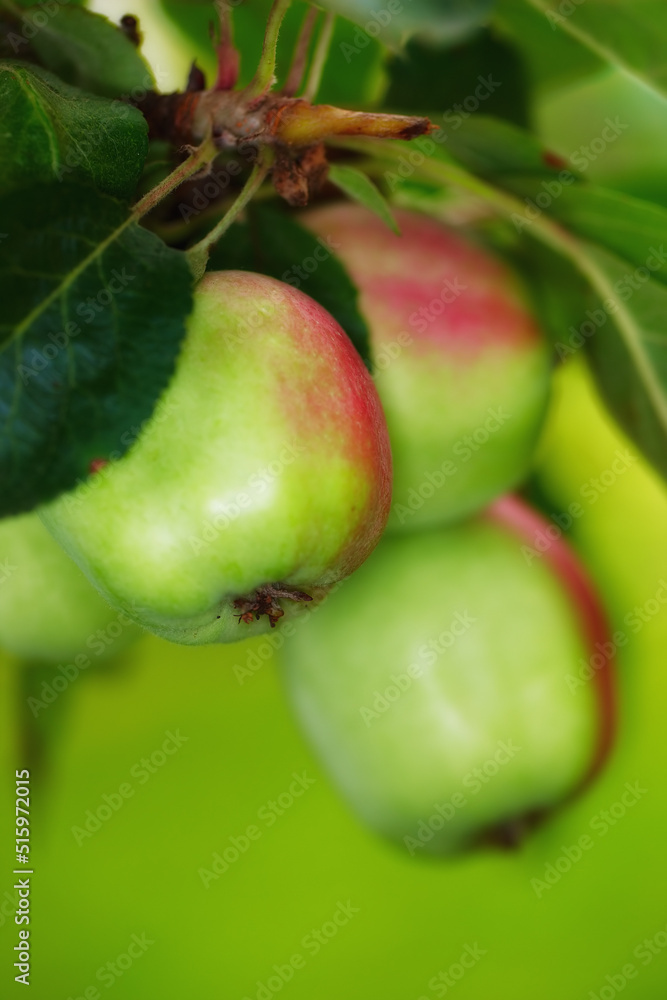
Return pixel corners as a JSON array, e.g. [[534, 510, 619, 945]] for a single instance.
[[302, 204, 552, 530], [0, 512, 140, 663], [279, 494, 614, 854], [40, 271, 392, 646]]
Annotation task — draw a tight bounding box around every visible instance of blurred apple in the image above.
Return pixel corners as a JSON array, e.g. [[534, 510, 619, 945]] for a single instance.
[[279, 494, 612, 854], [0, 512, 139, 664], [302, 204, 551, 531]]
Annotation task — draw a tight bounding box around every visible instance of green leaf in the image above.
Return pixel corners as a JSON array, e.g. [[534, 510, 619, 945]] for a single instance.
[[494, 0, 603, 91], [316, 0, 494, 49], [12, 5, 154, 98], [207, 203, 372, 369], [578, 243, 667, 479], [524, 0, 667, 100], [328, 165, 399, 234], [0, 184, 194, 516], [438, 115, 557, 177], [504, 181, 667, 290], [383, 28, 530, 128], [0, 61, 148, 199]]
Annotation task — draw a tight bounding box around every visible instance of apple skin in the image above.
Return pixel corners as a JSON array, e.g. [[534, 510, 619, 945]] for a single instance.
[[0, 512, 140, 663], [302, 204, 551, 531], [280, 495, 614, 855], [40, 271, 392, 646]]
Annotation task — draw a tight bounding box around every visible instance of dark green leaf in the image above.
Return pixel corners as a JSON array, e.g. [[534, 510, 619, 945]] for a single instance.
[[383, 28, 530, 127], [12, 5, 154, 98], [0, 61, 148, 199], [207, 203, 372, 369], [0, 184, 193, 516], [328, 165, 399, 234]]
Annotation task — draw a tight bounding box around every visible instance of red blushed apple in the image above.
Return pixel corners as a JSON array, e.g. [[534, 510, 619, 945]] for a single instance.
[[302, 204, 552, 531], [280, 493, 615, 855], [40, 271, 392, 645]]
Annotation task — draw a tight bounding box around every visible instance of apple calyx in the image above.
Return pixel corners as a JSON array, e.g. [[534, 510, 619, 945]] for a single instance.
[[233, 583, 313, 628]]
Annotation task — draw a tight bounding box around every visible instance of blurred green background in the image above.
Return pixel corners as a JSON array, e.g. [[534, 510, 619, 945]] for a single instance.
[[3, 1, 667, 997], [1, 358, 666, 999]]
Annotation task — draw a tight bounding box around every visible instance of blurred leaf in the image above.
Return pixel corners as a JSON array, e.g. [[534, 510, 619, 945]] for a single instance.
[[580, 244, 667, 479], [328, 165, 399, 233], [383, 28, 530, 127], [0, 62, 148, 199], [435, 118, 667, 476], [524, 0, 667, 99], [0, 184, 193, 516], [439, 115, 561, 177], [207, 203, 372, 369], [317, 0, 494, 49], [494, 0, 603, 91], [503, 180, 667, 290], [502, 239, 591, 350], [16, 5, 154, 98]]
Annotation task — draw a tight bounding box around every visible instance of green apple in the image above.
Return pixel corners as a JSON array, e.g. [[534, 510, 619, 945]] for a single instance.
[[302, 204, 551, 531], [40, 271, 392, 646], [280, 494, 613, 854], [0, 512, 140, 663]]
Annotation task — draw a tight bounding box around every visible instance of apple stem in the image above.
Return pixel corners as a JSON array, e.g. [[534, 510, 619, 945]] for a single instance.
[[302, 12, 336, 103], [131, 136, 218, 221], [283, 6, 320, 97], [246, 0, 293, 100], [186, 152, 274, 280], [234, 583, 312, 628]]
